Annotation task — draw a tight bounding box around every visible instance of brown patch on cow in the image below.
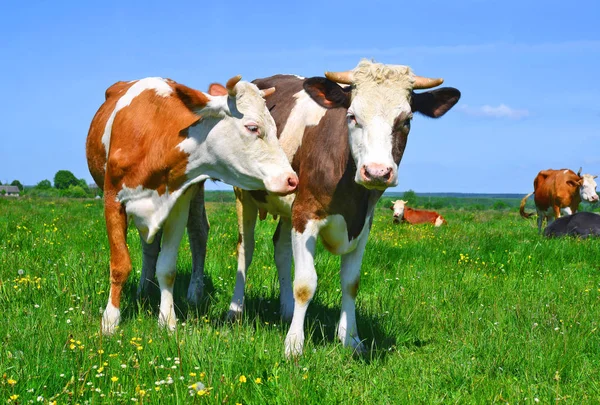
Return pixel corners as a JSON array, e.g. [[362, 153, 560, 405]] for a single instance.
[[402, 207, 446, 225], [349, 280, 359, 299], [294, 284, 313, 305], [86, 81, 137, 189], [391, 115, 410, 164], [94, 85, 202, 195], [253, 75, 305, 140]]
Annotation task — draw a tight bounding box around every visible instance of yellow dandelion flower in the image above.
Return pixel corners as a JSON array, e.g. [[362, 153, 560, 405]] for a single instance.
[[10, 395, 19, 400], [139, 390, 146, 396], [154, 386, 160, 392], [189, 372, 197, 377], [197, 389, 209, 396], [69, 344, 76, 350], [111, 376, 118, 382], [97, 367, 104, 373], [7, 378, 16, 386], [239, 375, 247, 383], [199, 372, 206, 379], [255, 377, 262, 384], [98, 349, 104, 354]]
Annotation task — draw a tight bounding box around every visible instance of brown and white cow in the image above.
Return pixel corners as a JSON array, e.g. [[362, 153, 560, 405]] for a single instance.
[[520, 168, 598, 233], [212, 60, 460, 357], [390, 200, 446, 226], [86, 76, 297, 334]]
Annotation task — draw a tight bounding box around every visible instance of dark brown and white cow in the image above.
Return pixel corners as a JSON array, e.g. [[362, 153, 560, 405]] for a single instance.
[[86, 76, 297, 334], [217, 60, 460, 356], [390, 200, 446, 226], [520, 168, 598, 233]]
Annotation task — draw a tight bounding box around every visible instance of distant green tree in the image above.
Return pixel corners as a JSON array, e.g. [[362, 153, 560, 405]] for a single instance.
[[0, 190, 5, 196], [10, 180, 24, 192], [402, 189, 418, 206], [62, 185, 89, 198], [36, 179, 52, 189], [493, 201, 509, 210], [54, 170, 79, 190]]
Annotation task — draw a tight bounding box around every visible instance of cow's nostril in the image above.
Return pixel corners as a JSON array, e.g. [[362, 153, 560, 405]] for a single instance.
[[288, 176, 298, 189]]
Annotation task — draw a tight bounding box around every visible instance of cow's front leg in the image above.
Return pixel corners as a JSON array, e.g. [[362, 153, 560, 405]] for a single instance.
[[338, 230, 370, 353], [285, 221, 320, 357], [137, 228, 161, 299], [273, 218, 294, 320], [102, 193, 131, 335], [187, 183, 209, 305], [228, 189, 258, 320], [156, 190, 194, 331]]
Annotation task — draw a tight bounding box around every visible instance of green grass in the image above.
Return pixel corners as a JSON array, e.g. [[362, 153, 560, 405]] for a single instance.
[[1, 197, 600, 404]]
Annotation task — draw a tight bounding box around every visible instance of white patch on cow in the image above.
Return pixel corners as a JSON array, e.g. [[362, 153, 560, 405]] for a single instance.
[[279, 90, 328, 161], [177, 81, 297, 194], [580, 174, 599, 202], [102, 77, 173, 159], [347, 60, 414, 189], [391, 199, 407, 220], [117, 178, 209, 244], [102, 297, 120, 335], [561, 207, 573, 216], [435, 215, 444, 227]]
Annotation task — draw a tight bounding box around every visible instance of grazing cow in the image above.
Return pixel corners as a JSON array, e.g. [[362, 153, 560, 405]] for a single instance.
[[390, 200, 446, 226], [520, 168, 598, 233], [544, 212, 600, 238], [213, 60, 460, 357], [86, 76, 298, 334]]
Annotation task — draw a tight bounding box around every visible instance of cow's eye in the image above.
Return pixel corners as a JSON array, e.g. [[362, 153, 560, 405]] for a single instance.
[[244, 123, 263, 138], [347, 113, 356, 124], [404, 119, 411, 129]]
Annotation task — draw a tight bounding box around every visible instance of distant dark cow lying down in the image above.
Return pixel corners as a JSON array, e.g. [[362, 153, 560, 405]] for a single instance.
[[544, 212, 600, 238], [390, 200, 447, 226]]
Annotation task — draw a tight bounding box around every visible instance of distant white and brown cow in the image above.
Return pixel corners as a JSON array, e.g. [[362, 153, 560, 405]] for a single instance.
[[520, 168, 598, 233], [390, 200, 446, 226], [215, 60, 460, 357], [86, 76, 297, 334]]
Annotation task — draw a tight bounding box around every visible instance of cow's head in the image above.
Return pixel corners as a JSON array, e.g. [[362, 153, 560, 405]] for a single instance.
[[390, 199, 407, 222], [196, 76, 297, 195], [304, 60, 460, 190], [576, 173, 599, 203]]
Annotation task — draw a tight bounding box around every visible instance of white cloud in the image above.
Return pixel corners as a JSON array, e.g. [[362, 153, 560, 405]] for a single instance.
[[458, 104, 530, 119]]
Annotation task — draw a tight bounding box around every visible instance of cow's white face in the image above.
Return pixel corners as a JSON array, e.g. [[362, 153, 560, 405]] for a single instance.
[[346, 75, 413, 189], [391, 199, 407, 220], [580, 174, 599, 203], [198, 81, 297, 195], [303, 60, 460, 191]]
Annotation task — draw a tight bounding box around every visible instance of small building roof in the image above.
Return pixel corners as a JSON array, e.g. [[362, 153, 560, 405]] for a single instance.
[[0, 185, 20, 193]]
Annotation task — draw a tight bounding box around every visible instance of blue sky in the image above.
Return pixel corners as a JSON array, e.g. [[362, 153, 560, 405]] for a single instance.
[[2, 0, 599, 193]]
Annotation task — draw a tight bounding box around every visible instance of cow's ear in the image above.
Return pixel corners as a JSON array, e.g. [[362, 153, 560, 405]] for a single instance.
[[390, 205, 394, 210], [412, 88, 461, 118], [304, 77, 351, 109], [208, 83, 228, 96]]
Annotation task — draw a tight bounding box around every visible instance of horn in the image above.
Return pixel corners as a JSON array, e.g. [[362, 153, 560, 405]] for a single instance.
[[226, 75, 242, 97], [324, 70, 353, 84], [577, 167, 582, 177], [260, 87, 276, 98], [413, 75, 444, 89]]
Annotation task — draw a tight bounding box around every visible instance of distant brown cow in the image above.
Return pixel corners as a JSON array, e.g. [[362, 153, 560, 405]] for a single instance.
[[390, 200, 447, 226], [520, 168, 598, 233]]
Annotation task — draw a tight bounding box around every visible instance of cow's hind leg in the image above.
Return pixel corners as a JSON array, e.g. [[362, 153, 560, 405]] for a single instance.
[[156, 190, 194, 331], [137, 228, 162, 299], [228, 189, 258, 320], [273, 218, 294, 320], [102, 193, 132, 335], [187, 183, 209, 305]]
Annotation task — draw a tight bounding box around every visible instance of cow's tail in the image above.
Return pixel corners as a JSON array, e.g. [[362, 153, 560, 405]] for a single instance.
[[520, 192, 535, 219]]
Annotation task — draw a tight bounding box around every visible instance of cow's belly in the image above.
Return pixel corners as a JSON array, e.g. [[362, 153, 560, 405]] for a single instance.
[[318, 214, 370, 255], [253, 193, 295, 218]]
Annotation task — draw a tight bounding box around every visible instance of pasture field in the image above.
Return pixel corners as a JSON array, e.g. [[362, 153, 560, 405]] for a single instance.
[[1, 196, 600, 404]]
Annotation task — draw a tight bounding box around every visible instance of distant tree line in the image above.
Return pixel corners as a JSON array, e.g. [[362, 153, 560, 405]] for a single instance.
[[4, 170, 102, 198]]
